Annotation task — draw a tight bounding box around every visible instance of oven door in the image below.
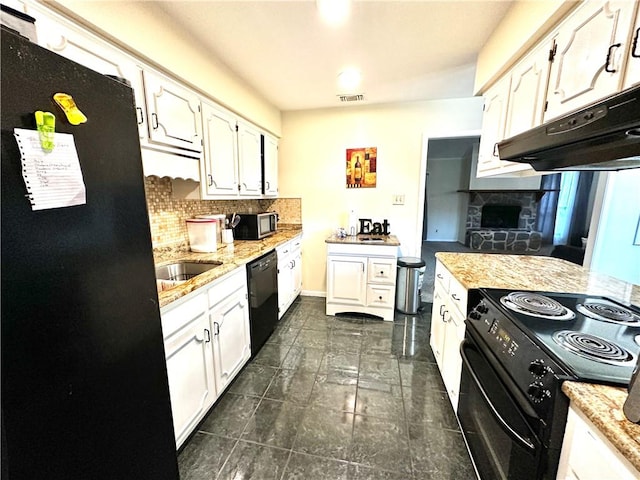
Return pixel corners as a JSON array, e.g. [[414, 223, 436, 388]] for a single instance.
[[458, 331, 545, 480]]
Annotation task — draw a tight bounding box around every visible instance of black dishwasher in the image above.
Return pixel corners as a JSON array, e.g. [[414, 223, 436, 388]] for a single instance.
[[246, 250, 279, 357]]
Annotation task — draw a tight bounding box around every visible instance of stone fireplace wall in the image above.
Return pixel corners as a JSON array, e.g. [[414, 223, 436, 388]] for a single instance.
[[466, 191, 538, 231], [465, 191, 541, 252]]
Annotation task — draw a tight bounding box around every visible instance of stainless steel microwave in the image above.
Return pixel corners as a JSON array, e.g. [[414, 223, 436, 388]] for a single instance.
[[233, 212, 277, 240]]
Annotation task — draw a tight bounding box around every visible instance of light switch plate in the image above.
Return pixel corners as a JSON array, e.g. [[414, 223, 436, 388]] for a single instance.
[[392, 194, 405, 205]]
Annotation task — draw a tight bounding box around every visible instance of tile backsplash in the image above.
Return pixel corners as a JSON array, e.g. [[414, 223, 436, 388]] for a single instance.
[[144, 176, 301, 248]]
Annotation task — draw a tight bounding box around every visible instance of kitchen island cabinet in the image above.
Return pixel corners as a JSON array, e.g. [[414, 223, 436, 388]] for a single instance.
[[430, 260, 467, 409], [559, 382, 640, 479], [325, 235, 400, 321]]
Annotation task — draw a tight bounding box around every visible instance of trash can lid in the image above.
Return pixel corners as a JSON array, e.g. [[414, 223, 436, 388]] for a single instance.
[[397, 256, 426, 267]]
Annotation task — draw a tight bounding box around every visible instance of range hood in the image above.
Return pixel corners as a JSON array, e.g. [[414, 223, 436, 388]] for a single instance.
[[498, 85, 640, 172]]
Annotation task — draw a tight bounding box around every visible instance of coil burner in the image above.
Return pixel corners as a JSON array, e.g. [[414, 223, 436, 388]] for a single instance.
[[500, 292, 576, 320], [552, 330, 636, 366], [576, 300, 640, 326]]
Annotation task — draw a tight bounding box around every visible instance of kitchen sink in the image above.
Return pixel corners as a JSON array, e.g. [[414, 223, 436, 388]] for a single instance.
[[155, 261, 222, 282]]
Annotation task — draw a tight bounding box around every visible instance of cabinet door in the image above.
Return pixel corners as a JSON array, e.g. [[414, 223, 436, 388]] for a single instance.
[[477, 76, 511, 177], [143, 70, 203, 153], [201, 102, 239, 198], [326, 255, 367, 306], [623, 5, 640, 90], [237, 121, 262, 196], [292, 247, 302, 297], [263, 134, 279, 197], [211, 288, 251, 394], [545, 0, 637, 121], [441, 307, 466, 410], [163, 307, 215, 448], [504, 42, 552, 139], [429, 286, 448, 370], [277, 251, 293, 319]]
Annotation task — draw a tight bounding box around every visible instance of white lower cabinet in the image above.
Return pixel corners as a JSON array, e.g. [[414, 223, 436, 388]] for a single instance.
[[161, 292, 214, 449], [326, 242, 397, 321], [161, 267, 250, 449], [429, 260, 468, 410], [277, 234, 303, 319], [557, 406, 638, 480]]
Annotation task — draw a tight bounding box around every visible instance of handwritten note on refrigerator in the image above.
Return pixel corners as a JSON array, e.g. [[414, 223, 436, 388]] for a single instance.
[[14, 128, 86, 211]]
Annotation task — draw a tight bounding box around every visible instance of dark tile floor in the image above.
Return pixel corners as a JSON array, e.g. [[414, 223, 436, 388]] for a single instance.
[[178, 296, 476, 480]]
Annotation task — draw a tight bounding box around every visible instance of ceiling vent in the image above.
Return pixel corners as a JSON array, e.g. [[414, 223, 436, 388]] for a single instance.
[[338, 94, 365, 102]]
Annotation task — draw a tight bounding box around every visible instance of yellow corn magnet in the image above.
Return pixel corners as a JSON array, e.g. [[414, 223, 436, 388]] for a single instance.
[[35, 110, 56, 152], [53, 93, 87, 125]]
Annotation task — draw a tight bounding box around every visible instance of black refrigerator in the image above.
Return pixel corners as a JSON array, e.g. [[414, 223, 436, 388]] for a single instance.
[[1, 28, 179, 479]]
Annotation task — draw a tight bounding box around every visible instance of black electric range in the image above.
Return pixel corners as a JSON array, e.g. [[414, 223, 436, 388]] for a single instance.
[[471, 288, 640, 386], [459, 289, 640, 480]]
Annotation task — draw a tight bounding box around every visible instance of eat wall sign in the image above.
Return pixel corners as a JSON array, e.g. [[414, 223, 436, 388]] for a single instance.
[[358, 218, 391, 235]]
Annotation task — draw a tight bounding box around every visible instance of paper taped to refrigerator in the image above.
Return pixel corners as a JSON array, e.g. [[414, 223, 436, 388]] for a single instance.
[[14, 128, 86, 211]]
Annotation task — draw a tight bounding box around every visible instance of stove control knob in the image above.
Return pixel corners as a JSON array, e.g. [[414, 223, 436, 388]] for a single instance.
[[477, 303, 489, 314], [527, 382, 550, 403], [528, 360, 549, 377], [469, 311, 481, 320]]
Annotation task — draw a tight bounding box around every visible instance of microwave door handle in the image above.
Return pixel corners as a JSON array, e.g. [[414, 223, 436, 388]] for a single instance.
[[460, 340, 537, 453]]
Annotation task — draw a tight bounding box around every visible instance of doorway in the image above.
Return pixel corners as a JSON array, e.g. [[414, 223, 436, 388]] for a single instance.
[[419, 134, 480, 303]]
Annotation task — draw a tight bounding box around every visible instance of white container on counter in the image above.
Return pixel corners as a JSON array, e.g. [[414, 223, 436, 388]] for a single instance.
[[186, 218, 217, 252], [196, 214, 226, 245]]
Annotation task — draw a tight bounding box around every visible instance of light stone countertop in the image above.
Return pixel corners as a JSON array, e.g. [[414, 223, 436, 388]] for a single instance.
[[153, 226, 302, 308], [325, 233, 401, 246], [435, 252, 640, 473], [435, 252, 640, 306]]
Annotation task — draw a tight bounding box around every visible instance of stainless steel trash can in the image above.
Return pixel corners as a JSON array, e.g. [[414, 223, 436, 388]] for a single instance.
[[395, 256, 426, 314]]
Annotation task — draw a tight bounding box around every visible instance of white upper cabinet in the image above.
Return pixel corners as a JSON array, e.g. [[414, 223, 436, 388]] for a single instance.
[[237, 121, 263, 197], [504, 41, 553, 139], [623, 5, 640, 90], [263, 134, 279, 197], [477, 41, 553, 178], [34, 9, 148, 142], [142, 71, 203, 154], [200, 101, 239, 198], [545, 0, 637, 121], [477, 76, 511, 176]]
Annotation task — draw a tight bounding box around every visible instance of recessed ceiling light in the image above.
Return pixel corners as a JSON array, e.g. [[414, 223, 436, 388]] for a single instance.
[[337, 68, 361, 92], [317, 0, 351, 26]]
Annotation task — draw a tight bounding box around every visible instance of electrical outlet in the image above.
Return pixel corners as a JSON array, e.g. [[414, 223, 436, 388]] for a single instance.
[[392, 194, 405, 205]]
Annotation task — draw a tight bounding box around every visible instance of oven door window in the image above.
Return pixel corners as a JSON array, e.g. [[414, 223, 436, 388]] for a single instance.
[[458, 338, 543, 480]]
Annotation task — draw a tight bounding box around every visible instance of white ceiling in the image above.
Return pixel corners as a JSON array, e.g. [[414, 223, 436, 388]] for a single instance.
[[154, 1, 514, 111]]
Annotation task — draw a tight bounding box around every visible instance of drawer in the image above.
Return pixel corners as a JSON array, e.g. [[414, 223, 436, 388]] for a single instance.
[[448, 275, 467, 316], [206, 268, 246, 309], [367, 257, 396, 284], [366, 284, 395, 307], [160, 292, 207, 339], [434, 261, 450, 293]]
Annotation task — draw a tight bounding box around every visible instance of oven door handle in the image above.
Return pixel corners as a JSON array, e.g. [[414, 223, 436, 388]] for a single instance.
[[460, 340, 537, 453]]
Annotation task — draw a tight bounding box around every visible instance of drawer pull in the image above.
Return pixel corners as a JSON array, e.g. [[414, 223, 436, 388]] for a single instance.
[[436, 273, 444, 279], [605, 43, 621, 73], [452, 293, 461, 301]]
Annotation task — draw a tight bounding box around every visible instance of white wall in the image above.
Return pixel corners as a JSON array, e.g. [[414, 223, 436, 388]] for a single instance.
[[279, 98, 483, 295], [590, 170, 640, 285], [45, 0, 282, 136], [425, 157, 467, 242]]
